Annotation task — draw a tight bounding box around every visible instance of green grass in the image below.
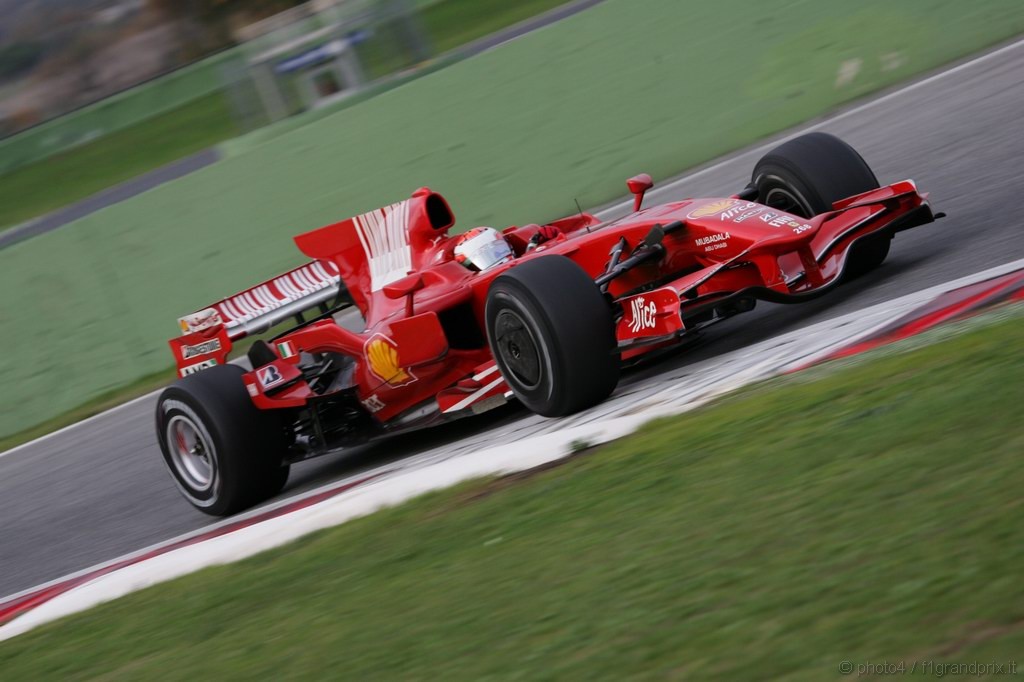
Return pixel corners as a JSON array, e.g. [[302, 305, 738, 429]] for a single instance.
[[0, 0, 576, 232], [2, 0, 1024, 440], [359, 0, 575, 80], [2, 316, 1022, 680], [0, 93, 237, 230], [424, 0, 576, 54]]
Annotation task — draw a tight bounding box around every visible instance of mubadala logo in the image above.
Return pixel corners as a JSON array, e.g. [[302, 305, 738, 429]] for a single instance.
[[628, 296, 658, 333], [182, 338, 222, 359], [694, 232, 730, 247]]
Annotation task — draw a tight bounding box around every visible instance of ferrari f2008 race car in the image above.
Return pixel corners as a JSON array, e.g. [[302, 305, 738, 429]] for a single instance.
[[157, 133, 941, 514]]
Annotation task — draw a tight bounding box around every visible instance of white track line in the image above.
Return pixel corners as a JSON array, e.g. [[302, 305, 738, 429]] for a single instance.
[[1, 359, 238, 460], [783, 257, 1024, 369], [4, 35, 1024, 461], [0, 472, 386, 606], [0, 391, 160, 459]]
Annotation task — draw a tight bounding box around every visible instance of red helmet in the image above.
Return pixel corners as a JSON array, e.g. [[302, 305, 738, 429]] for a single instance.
[[453, 227, 513, 271]]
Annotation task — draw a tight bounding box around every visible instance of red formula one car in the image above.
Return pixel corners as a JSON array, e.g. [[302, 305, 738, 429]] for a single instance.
[[157, 133, 941, 514]]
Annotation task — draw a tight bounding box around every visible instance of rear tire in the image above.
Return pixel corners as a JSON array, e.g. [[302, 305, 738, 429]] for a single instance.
[[485, 256, 619, 417], [752, 132, 889, 278], [156, 364, 289, 516]]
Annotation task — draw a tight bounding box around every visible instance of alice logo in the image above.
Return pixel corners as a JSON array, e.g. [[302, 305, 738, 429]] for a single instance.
[[628, 296, 657, 333]]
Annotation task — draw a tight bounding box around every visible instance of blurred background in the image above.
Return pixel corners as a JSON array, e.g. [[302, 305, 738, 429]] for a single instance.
[[0, 0, 485, 176], [1, 0, 1023, 449], [1, 2, 1024, 676]]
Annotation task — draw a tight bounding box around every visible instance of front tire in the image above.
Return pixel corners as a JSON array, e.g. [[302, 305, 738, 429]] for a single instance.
[[156, 364, 289, 516], [485, 256, 619, 417], [752, 132, 889, 278]]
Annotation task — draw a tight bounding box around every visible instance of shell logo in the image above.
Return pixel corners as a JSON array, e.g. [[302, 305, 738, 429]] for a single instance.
[[365, 334, 415, 387], [687, 199, 737, 220]]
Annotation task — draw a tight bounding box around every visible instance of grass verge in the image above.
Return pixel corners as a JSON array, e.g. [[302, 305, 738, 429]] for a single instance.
[[0, 0, 576, 233], [423, 0, 577, 54], [2, 315, 1022, 679], [0, 94, 236, 231]]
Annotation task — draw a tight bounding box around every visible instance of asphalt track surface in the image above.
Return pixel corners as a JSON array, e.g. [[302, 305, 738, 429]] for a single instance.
[[0, 150, 221, 251], [2, 37, 1023, 599]]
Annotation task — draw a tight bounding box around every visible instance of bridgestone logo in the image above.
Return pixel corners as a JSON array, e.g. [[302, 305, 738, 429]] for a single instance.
[[182, 338, 222, 359]]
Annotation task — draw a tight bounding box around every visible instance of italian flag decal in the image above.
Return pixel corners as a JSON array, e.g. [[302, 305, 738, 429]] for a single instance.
[[277, 341, 297, 358]]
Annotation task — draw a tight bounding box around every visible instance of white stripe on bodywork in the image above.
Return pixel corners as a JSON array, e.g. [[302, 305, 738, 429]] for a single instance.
[[249, 287, 270, 308], [257, 285, 279, 308], [235, 295, 257, 317], [276, 276, 300, 299], [472, 365, 499, 382], [299, 265, 320, 286], [443, 376, 505, 414], [312, 261, 335, 282], [241, 293, 261, 316], [288, 273, 309, 295], [293, 269, 316, 292], [353, 201, 412, 291], [305, 266, 326, 288], [222, 298, 246, 320], [242, 292, 264, 315]]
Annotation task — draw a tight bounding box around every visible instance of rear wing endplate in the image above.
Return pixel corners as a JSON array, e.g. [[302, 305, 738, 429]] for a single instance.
[[169, 259, 346, 377]]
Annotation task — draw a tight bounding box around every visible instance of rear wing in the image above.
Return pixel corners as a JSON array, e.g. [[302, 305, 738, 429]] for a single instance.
[[168, 259, 344, 377], [294, 187, 455, 318]]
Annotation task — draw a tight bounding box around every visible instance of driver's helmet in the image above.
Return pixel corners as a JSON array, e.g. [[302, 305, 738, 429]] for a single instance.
[[453, 227, 513, 271]]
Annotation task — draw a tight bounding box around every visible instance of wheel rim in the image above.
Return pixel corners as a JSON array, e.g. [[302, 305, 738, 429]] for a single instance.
[[764, 185, 812, 218], [493, 309, 543, 390], [166, 415, 215, 492]]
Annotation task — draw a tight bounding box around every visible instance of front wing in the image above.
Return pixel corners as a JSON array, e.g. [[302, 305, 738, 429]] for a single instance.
[[615, 180, 938, 353]]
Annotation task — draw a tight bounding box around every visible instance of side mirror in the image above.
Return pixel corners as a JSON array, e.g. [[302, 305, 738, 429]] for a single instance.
[[627, 173, 653, 212], [642, 224, 665, 249], [383, 273, 424, 300]]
